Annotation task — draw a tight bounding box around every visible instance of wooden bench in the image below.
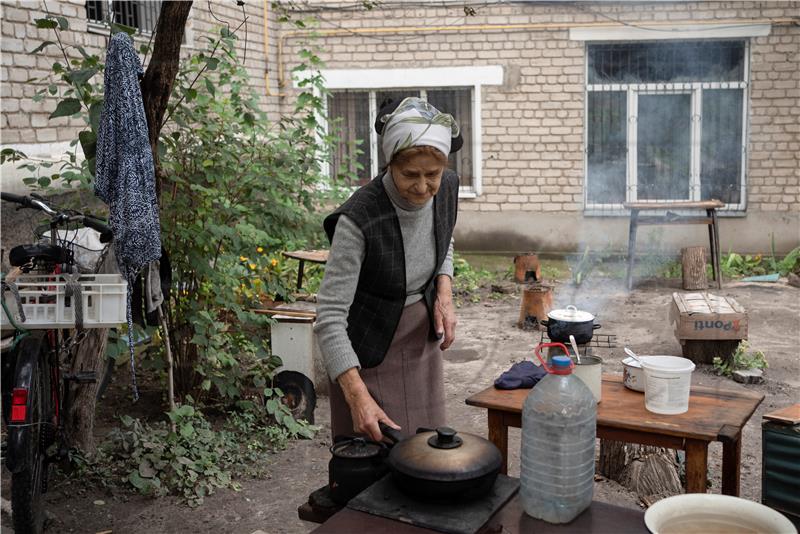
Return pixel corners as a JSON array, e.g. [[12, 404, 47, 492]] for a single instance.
[[623, 200, 724, 290]]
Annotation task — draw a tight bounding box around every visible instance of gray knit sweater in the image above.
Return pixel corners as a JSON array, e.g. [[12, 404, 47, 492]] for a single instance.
[[315, 171, 455, 381]]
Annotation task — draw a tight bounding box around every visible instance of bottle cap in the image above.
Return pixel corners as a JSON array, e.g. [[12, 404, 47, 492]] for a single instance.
[[551, 356, 571, 367], [550, 355, 573, 374]]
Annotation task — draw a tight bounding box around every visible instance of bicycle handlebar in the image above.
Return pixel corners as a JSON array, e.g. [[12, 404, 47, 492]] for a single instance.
[[1, 192, 113, 243], [81, 216, 113, 243], [1, 192, 37, 209]]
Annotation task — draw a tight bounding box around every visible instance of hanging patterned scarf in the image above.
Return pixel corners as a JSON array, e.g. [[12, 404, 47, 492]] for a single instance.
[[95, 32, 162, 401]]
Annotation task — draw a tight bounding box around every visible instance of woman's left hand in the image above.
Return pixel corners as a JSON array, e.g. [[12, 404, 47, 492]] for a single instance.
[[434, 275, 457, 350]]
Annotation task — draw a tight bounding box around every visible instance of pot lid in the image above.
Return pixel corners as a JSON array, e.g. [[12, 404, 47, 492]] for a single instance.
[[548, 305, 594, 322], [330, 437, 384, 459], [388, 427, 502, 482]]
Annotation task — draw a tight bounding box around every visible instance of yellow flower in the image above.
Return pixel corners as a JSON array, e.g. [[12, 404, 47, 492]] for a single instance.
[[257, 247, 264, 253], [239, 255, 247, 262], [249, 263, 257, 270], [271, 259, 278, 267]]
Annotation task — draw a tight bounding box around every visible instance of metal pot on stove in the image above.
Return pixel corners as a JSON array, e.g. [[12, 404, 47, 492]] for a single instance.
[[380, 423, 502, 502], [540, 305, 601, 345]]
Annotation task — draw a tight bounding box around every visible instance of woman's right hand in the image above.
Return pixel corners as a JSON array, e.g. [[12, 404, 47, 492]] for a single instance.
[[337, 368, 401, 442]]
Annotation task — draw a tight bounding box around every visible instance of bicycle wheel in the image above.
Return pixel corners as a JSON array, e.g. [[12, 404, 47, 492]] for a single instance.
[[11, 335, 51, 534]]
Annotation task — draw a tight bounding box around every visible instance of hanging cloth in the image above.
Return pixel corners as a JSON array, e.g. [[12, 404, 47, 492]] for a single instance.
[[95, 32, 162, 401]]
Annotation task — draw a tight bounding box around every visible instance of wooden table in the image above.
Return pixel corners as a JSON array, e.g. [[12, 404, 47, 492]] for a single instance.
[[466, 375, 763, 496], [623, 200, 724, 290], [281, 249, 329, 291], [311, 495, 647, 533]]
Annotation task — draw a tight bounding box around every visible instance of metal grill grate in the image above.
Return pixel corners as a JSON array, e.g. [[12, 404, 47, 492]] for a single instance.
[[539, 330, 618, 349]]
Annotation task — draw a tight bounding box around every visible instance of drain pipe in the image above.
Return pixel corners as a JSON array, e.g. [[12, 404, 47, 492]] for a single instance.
[[262, 0, 284, 96], [277, 16, 798, 90]]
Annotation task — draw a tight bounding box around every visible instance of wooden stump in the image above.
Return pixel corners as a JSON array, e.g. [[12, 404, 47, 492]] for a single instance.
[[681, 339, 741, 365], [513, 253, 541, 284], [599, 440, 682, 499], [681, 246, 708, 290], [517, 284, 553, 329]]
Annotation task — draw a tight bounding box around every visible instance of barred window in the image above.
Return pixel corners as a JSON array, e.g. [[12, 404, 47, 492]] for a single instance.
[[85, 1, 161, 33], [327, 88, 474, 191], [585, 40, 747, 211]]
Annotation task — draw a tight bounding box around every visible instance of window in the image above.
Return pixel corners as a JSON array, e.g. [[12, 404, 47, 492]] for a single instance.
[[304, 66, 504, 197], [585, 40, 747, 211], [327, 88, 475, 191], [85, 1, 161, 33]]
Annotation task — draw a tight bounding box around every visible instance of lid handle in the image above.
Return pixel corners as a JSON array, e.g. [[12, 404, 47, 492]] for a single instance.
[[428, 426, 463, 449]]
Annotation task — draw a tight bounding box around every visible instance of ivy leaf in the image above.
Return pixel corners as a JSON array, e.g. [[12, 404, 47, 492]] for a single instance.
[[89, 100, 103, 133], [49, 98, 81, 119], [129, 471, 148, 490], [139, 459, 156, 478], [111, 22, 136, 35], [79, 130, 97, 160], [67, 68, 98, 85], [55, 16, 69, 30], [205, 78, 215, 96], [34, 18, 58, 29], [30, 41, 55, 54]]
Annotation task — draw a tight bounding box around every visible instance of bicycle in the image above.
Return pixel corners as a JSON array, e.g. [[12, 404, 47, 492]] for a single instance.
[[1, 192, 118, 534]]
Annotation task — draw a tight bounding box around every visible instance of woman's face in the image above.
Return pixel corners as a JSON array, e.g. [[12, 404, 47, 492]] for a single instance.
[[390, 152, 445, 206]]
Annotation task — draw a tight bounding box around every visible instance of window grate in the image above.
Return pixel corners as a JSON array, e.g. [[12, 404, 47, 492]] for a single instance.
[[327, 89, 474, 190], [585, 40, 748, 211], [85, 1, 161, 33]]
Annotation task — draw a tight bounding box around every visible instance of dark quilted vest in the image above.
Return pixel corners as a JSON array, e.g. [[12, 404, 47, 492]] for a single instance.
[[323, 170, 459, 369]]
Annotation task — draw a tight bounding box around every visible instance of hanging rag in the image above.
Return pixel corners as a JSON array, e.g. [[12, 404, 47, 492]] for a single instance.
[[494, 361, 547, 390], [95, 32, 162, 401]]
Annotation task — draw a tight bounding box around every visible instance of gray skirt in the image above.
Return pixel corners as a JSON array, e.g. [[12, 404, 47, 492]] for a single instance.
[[329, 300, 446, 440]]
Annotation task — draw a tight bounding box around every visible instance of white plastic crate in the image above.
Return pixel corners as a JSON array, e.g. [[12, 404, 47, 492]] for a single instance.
[[1, 274, 127, 329]]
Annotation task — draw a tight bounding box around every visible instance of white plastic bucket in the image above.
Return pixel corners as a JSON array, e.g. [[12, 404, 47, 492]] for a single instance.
[[572, 355, 602, 403], [640, 356, 696, 415]]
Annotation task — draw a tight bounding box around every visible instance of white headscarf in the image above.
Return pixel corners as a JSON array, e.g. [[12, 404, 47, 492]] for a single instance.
[[379, 97, 460, 163]]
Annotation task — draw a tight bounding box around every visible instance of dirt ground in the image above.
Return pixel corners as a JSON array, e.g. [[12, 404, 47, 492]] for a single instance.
[[2, 274, 799, 533]]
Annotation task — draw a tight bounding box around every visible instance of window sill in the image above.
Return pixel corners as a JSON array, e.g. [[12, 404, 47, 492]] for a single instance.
[[87, 21, 154, 37], [583, 208, 748, 218], [459, 190, 478, 200]]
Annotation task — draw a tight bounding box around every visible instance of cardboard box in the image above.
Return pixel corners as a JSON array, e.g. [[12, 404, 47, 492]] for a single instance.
[[670, 292, 748, 341]]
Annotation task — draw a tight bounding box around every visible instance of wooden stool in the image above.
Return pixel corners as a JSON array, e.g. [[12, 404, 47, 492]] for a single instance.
[[623, 200, 724, 290]]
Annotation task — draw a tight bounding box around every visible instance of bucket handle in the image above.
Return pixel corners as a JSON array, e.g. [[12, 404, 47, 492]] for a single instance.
[[534, 342, 574, 373]]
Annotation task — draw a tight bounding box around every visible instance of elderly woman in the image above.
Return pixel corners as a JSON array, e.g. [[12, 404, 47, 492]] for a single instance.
[[315, 97, 461, 442]]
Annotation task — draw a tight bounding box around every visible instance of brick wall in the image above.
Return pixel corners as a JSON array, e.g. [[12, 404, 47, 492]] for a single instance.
[[2, 1, 798, 250], [277, 1, 799, 217], [0, 0, 282, 148]]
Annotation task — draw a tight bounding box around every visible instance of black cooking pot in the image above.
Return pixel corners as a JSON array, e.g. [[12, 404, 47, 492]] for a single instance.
[[540, 305, 601, 344], [328, 437, 390, 505], [380, 423, 502, 502]]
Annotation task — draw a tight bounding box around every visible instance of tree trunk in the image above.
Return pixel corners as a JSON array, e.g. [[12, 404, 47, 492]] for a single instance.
[[599, 440, 682, 499], [681, 246, 708, 290], [63, 3, 193, 452], [65, 328, 108, 454], [140, 0, 193, 198]]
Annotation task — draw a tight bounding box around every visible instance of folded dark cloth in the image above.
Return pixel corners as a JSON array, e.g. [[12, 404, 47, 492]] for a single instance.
[[494, 361, 547, 390]]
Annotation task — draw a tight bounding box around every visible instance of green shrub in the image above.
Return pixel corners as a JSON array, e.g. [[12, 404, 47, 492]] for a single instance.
[[713, 341, 768, 377]]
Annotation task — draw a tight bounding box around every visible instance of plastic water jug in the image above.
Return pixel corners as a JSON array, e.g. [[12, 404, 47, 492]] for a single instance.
[[521, 343, 597, 523]]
